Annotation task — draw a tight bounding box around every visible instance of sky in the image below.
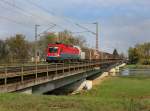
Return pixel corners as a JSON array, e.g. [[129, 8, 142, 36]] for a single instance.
[[0, 0, 150, 55]]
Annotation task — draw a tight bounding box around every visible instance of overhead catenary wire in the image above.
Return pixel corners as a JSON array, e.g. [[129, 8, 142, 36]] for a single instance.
[[0, 3, 36, 28], [0, 0, 54, 25], [26, 0, 56, 16], [38, 24, 57, 36], [2, 0, 93, 34], [0, 0, 94, 36], [0, 0, 34, 18], [75, 23, 96, 35], [25, 0, 82, 31], [71, 31, 90, 34], [0, 0, 67, 37], [0, 15, 34, 28], [21, 0, 70, 31]]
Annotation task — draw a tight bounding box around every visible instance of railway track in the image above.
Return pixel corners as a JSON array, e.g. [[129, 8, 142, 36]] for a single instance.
[[0, 61, 116, 76], [0, 60, 122, 87]]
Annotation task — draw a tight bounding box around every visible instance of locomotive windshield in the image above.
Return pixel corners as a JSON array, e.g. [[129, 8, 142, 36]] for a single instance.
[[49, 47, 58, 53]]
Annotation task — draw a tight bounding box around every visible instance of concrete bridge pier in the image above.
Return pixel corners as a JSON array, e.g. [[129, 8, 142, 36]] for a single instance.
[[109, 63, 126, 76], [53, 79, 93, 94], [17, 87, 33, 94]]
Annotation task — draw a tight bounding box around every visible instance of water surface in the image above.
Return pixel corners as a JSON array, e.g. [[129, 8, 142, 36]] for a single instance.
[[120, 67, 150, 77]]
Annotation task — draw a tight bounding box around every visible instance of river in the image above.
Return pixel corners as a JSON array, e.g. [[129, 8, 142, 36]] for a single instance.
[[120, 67, 150, 77]]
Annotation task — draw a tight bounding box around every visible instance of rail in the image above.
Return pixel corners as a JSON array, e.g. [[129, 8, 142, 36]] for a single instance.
[[0, 60, 123, 92]]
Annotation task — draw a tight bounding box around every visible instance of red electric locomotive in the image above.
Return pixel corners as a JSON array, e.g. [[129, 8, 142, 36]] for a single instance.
[[46, 43, 80, 62], [46, 43, 119, 62]]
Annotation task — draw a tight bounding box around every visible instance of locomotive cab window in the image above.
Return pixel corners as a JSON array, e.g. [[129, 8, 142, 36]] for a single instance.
[[49, 47, 58, 53]]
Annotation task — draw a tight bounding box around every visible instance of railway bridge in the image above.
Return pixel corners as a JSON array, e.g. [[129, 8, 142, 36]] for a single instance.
[[0, 60, 125, 94]]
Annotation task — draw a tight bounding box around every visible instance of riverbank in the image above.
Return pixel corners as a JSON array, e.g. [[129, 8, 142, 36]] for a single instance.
[[127, 64, 150, 69], [0, 76, 150, 111]]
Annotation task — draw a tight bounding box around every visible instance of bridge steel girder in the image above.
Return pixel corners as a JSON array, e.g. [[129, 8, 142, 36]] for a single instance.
[[32, 70, 101, 94], [0, 60, 123, 93], [0, 69, 100, 93]]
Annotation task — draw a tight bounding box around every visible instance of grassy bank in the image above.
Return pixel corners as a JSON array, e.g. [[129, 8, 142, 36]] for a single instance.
[[0, 77, 150, 111]]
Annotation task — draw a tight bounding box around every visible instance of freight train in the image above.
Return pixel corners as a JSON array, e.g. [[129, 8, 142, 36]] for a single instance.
[[46, 43, 117, 62]]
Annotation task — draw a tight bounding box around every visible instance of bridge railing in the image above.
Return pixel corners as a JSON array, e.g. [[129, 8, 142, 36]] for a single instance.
[[0, 59, 123, 89]]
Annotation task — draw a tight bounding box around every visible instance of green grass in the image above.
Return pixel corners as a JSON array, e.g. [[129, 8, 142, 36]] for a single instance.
[[0, 77, 150, 111]]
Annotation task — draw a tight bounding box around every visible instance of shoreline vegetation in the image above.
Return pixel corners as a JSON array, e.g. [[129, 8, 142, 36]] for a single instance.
[[0, 75, 150, 111], [128, 42, 150, 65]]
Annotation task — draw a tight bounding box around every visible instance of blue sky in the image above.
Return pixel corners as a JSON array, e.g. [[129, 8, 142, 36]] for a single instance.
[[0, 0, 150, 54]]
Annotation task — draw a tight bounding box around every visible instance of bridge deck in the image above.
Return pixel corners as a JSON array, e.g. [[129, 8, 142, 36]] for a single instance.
[[0, 60, 122, 93]]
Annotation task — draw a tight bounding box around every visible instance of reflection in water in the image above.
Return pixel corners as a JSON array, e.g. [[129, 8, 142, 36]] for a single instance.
[[120, 68, 150, 77], [121, 68, 129, 76]]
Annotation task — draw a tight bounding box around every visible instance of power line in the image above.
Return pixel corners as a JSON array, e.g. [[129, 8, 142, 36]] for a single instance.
[[75, 23, 96, 35], [0, 0, 54, 25], [38, 24, 56, 36], [23, 0, 69, 31], [75, 23, 99, 51], [0, 0, 33, 17], [0, 2, 36, 27], [0, 15, 33, 28], [25, 0, 80, 30], [25, 0, 94, 34], [25, 0, 69, 29], [26, 0, 56, 16], [1, 0, 94, 36], [0, 2, 57, 30], [71, 31, 90, 34]]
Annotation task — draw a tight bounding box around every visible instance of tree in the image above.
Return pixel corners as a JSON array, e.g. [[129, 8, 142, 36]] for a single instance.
[[6, 34, 30, 63], [113, 49, 119, 58], [128, 43, 150, 64], [128, 47, 139, 64], [38, 32, 58, 60], [0, 40, 9, 63]]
